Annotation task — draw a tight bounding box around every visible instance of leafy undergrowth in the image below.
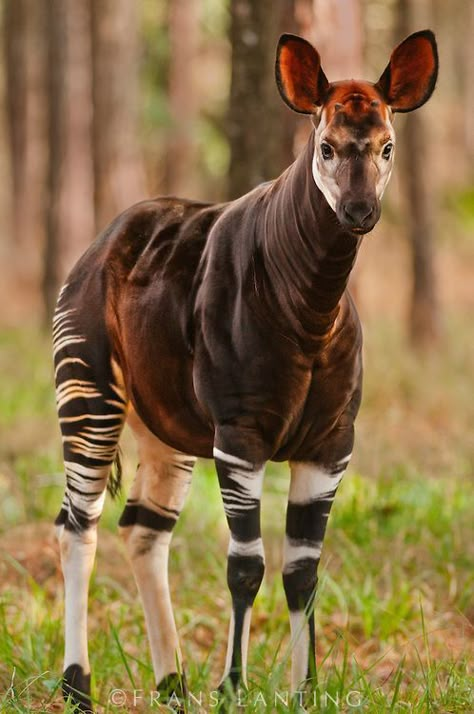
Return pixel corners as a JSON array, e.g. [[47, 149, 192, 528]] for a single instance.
[[0, 317, 473, 712]]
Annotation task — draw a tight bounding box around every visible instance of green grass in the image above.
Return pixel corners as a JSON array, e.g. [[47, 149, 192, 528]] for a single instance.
[[0, 320, 473, 712]]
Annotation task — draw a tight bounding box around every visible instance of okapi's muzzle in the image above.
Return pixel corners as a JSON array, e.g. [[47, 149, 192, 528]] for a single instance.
[[337, 197, 381, 234]]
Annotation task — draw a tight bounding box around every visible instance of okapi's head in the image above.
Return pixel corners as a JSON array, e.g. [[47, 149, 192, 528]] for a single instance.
[[276, 31, 438, 234]]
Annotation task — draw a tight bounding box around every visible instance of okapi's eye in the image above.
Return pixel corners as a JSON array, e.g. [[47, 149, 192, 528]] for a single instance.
[[321, 142, 334, 160], [382, 142, 394, 160]]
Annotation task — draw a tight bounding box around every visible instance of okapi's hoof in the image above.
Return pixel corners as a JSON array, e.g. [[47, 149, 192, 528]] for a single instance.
[[217, 673, 241, 695], [62, 664, 93, 712], [156, 672, 187, 710], [217, 677, 246, 712]]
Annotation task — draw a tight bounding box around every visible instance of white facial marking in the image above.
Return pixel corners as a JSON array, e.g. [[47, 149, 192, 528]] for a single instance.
[[311, 107, 396, 212], [375, 141, 395, 200], [312, 110, 340, 212]]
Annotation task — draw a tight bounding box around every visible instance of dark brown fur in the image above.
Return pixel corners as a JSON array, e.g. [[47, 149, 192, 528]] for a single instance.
[[66, 133, 361, 467], [55, 31, 439, 709]]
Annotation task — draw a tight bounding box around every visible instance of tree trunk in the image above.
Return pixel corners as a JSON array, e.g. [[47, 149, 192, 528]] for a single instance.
[[402, 116, 439, 346], [59, 0, 95, 274], [91, 0, 146, 232], [465, 2, 474, 170], [43, 0, 66, 324], [309, 0, 363, 80], [164, 0, 200, 197], [395, 0, 440, 348], [3, 0, 47, 318], [3, 0, 28, 246], [42, 0, 95, 324], [227, 0, 297, 200]]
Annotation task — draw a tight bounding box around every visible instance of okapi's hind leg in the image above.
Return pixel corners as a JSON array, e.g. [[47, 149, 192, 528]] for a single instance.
[[53, 286, 127, 712], [119, 410, 195, 704]]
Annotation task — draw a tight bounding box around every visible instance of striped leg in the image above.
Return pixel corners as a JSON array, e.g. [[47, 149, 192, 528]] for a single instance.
[[283, 455, 351, 692], [213, 447, 266, 691], [119, 410, 195, 701], [53, 296, 127, 712]]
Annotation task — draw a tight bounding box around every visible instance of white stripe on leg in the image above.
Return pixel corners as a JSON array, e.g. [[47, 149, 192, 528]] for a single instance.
[[129, 531, 182, 684], [59, 527, 97, 673], [220, 607, 252, 688], [289, 610, 311, 691]]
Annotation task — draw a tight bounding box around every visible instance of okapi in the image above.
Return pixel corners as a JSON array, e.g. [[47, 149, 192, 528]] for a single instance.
[[53, 30, 438, 711]]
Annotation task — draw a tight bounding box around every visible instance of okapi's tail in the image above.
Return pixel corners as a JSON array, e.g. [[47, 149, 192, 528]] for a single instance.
[[107, 447, 123, 498]]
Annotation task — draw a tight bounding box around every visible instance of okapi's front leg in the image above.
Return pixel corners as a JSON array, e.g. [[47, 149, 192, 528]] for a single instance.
[[213, 443, 266, 691], [283, 454, 351, 692]]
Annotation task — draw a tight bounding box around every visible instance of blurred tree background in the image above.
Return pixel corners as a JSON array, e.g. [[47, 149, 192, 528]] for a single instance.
[[0, 5, 473, 705], [0, 0, 473, 343]]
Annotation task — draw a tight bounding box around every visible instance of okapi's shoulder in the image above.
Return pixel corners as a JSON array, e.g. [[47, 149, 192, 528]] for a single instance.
[[97, 197, 225, 279], [199, 182, 272, 277]]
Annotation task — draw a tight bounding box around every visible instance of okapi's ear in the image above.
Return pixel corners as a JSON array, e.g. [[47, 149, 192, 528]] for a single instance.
[[276, 34, 329, 114], [375, 30, 438, 113]]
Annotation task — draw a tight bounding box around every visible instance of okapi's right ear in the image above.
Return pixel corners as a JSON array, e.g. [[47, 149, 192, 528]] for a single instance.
[[276, 34, 329, 114]]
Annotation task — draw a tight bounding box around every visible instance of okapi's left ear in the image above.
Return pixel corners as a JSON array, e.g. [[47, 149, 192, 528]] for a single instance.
[[276, 34, 329, 114], [375, 30, 438, 112]]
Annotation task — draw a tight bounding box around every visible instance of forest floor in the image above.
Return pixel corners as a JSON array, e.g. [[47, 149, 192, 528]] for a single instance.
[[0, 215, 473, 712]]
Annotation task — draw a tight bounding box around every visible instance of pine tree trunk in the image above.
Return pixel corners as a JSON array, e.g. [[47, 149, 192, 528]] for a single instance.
[[42, 0, 95, 324], [43, 0, 66, 324], [395, 0, 440, 348], [91, 0, 146, 232], [164, 0, 200, 197], [402, 115, 439, 346], [59, 0, 94, 273], [310, 0, 363, 80], [3, 0, 47, 313], [465, 2, 474, 170], [3, 0, 28, 246], [227, 0, 297, 200]]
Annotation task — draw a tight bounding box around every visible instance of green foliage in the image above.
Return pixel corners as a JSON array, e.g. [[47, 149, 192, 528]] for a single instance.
[[140, 0, 171, 133], [445, 186, 474, 229]]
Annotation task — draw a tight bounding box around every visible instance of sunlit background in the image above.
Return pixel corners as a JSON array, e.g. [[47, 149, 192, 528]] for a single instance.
[[0, 1, 473, 711]]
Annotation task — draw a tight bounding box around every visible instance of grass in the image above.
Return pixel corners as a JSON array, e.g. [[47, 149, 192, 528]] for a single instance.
[[0, 309, 473, 712]]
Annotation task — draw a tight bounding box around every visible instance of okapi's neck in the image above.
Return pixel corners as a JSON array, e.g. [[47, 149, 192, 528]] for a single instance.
[[260, 131, 361, 346]]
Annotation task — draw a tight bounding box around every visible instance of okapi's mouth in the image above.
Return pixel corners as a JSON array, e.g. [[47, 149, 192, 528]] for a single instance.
[[351, 226, 372, 235]]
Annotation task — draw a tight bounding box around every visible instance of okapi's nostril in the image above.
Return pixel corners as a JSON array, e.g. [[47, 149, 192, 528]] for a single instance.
[[343, 206, 356, 224], [343, 201, 374, 227]]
